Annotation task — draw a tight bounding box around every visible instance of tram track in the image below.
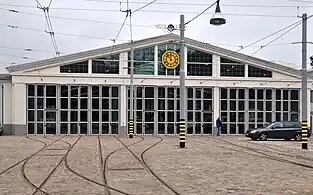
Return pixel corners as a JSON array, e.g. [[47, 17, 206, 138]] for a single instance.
[[0, 136, 55, 176], [64, 136, 145, 195], [113, 135, 181, 195], [21, 136, 81, 195], [206, 137, 313, 170]]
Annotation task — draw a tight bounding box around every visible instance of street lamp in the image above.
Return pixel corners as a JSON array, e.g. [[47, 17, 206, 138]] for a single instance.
[[179, 0, 226, 148]]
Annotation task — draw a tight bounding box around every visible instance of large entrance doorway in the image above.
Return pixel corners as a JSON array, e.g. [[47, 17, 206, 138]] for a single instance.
[[186, 87, 213, 135], [60, 85, 88, 135], [128, 86, 156, 135], [27, 84, 57, 135], [91, 86, 119, 135], [157, 87, 180, 135]]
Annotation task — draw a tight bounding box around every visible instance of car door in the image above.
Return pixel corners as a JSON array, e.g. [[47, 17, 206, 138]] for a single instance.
[[281, 122, 295, 139], [269, 122, 284, 138]]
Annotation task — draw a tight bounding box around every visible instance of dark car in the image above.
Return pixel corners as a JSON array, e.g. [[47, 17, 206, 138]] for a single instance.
[[245, 121, 311, 141]]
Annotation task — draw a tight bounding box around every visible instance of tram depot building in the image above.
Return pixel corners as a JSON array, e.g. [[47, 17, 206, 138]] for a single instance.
[[1, 33, 313, 136]]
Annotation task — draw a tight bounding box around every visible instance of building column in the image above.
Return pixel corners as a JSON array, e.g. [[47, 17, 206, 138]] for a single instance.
[[120, 52, 128, 75], [12, 83, 27, 136], [213, 86, 220, 136], [154, 45, 158, 76], [88, 59, 92, 74], [119, 85, 127, 136], [245, 64, 248, 78], [245, 88, 249, 132], [212, 55, 220, 77]]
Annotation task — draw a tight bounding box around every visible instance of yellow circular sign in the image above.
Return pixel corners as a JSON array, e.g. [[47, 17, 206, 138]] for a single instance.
[[161, 50, 180, 69]]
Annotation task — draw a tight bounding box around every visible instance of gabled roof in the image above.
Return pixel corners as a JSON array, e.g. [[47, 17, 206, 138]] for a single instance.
[[5, 33, 307, 78]]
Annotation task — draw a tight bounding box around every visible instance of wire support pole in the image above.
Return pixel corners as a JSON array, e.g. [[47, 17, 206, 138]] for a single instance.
[[301, 13, 309, 150]]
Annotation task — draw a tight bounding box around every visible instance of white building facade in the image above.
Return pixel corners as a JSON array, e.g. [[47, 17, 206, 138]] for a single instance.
[[2, 34, 313, 136]]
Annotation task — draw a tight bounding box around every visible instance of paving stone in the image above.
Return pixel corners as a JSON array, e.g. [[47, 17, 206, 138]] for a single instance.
[[1, 135, 313, 194]]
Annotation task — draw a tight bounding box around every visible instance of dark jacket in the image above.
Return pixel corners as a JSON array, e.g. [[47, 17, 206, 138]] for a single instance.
[[216, 118, 221, 128]]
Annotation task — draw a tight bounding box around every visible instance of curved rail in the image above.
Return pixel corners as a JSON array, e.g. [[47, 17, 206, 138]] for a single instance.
[[114, 135, 181, 195], [212, 138, 313, 169], [21, 136, 80, 195], [21, 136, 66, 194], [64, 136, 140, 195], [0, 137, 47, 176]]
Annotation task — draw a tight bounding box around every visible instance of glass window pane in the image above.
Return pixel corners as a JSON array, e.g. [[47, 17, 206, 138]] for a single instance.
[[145, 99, 154, 110], [70, 98, 78, 109], [37, 98, 44, 109], [221, 88, 227, 99], [195, 100, 201, 110], [238, 112, 244, 122], [249, 89, 255, 99], [102, 86, 109, 97], [203, 100, 212, 111], [195, 88, 201, 99], [230, 89, 236, 99], [158, 87, 165, 98], [168, 111, 174, 122], [158, 100, 165, 110], [102, 111, 109, 122], [28, 110, 34, 121], [230, 112, 236, 122], [37, 85, 44, 96], [187, 112, 193, 122], [291, 101, 299, 112], [188, 88, 193, 98], [112, 111, 118, 122], [158, 111, 165, 122], [230, 100, 236, 111], [46, 98, 56, 109], [102, 99, 109, 109], [112, 87, 119, 97], [46, 112, 56, 122], [283, 90, 289, 100], [266, 112, 272, 123], [92, 98, 99, 109], [257, 89, 264, 99], [168, 100, 174, 110], [61, 98, 68, 109], [71, 111, 78, 122], [266, 90, 272, 100], [276, 101, 281, 111], [203, 88, 212, 99], [61, 86, 68, 97], [80, 99, 88, 109], [92, 86, 100, 97], [257, 101, 264, 111], [266, 101, 272, 111], [28, 98, 35, 109], [71, 86, 79, 97], [112, 99, 118, 110], [188, 100, 193, 110], [238, 89, 245, 99], [28, 123, 34, 134], [276, 90, 281, 100], [28, 85, 35, 96], [80, 111, 88, 122], [168, 88, 175, 98], [291, 90, 299, 100], [238, 101, 245, 111], [92, 111, 99, 122], [136, 87, 143, 98], [61, 111, 68, 122], [145, 87, 154, 98], [80, 86, 88, 97], [37, 110, 44, 121]]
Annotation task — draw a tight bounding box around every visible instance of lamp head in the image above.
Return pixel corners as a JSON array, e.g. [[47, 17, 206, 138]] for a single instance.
[[210, 0, 226, 26]]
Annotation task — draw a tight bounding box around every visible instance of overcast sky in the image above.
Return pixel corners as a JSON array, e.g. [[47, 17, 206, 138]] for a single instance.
[[0, 0, 313, 73]]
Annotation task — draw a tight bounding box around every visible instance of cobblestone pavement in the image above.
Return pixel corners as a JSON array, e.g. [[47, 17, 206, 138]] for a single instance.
[[1, 135, 313, 194]]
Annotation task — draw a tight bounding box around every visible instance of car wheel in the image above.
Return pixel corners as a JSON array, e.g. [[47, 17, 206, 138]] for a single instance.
[[259, 133, 267, 141], [295, 133, 301, 141]]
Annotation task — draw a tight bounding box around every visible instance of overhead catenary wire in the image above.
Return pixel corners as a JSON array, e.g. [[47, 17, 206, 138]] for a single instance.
[[0, 3, 307, 18], [85, 0, 313, 8]]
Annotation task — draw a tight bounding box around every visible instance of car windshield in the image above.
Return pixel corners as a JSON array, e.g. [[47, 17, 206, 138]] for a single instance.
[[262, 122, 275, 128]]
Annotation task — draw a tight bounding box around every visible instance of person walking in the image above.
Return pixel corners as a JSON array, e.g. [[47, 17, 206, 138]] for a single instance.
[[216, 117, 221, 136]]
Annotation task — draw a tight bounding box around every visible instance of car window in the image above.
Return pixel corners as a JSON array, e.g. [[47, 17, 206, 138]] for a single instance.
[[284, 122, 301, 128], [274, 122, 284, 128]]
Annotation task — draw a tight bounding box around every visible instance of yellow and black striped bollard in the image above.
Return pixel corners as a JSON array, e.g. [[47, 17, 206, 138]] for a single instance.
[[129, 119, 134, 138], [302, 121, 308, 150], [180, 119, 185, 148]]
